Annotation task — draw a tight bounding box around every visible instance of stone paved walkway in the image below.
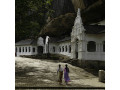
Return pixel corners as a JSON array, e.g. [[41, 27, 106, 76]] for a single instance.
[[15, 57, 105, 88]]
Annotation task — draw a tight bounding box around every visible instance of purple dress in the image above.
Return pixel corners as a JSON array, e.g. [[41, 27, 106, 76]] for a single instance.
[[64, 68, 70, 82]]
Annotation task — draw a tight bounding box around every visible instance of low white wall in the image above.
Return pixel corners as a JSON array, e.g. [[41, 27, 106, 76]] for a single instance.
[[15, 33, 105, 61], [83, 52, 105, 61], [82, 33, 105, 61], [58, 41, 71, 57], [15, 45, 38, 57], [47, 35, 105, 61], [48, 41, 71, 57]]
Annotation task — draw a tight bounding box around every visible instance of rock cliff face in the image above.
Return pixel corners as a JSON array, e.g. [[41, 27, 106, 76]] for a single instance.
[[40, 13, 75, 37], [40, 0, 105, 37], [51, 0, 102, 17], [71, 0, 86, 12], [51, 0, 75, 17]]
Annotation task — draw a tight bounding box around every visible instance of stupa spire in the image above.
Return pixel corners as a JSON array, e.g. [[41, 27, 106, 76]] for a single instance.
[[76, 8, 83, 26], [77, 8, 81, 17], [73, 8, 85, 32]]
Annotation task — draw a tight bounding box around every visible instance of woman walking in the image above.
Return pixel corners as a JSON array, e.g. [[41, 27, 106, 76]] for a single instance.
[[57, 64, 63, 84], [64, 64, 70, 85]]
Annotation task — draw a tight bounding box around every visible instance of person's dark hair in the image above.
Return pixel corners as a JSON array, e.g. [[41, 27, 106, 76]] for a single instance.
[[59, 64, 61, 68], [65, 64, 69, 73]]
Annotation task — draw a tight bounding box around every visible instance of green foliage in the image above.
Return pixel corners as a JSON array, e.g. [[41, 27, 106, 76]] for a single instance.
[[15, 0, 53, 42]]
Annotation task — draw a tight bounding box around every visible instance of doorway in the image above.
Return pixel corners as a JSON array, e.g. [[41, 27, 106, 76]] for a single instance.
[[75, 39, 79, 59], [38, 46, 43, 54]]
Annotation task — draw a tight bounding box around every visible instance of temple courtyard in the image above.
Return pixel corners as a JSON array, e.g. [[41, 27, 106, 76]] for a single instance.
[[15, 57, 105, 88]]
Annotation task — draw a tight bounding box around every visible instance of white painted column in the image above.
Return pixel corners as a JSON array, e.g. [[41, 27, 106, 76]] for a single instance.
[[23, 46, 24, 55], [99, 43, 102, 52], [99, 43, 103, 52], [85, 41, 88, 52], [71, 42, 76, 59], [18, 47, 20, 55], [31, 46, 33, 54], [24, 47, 25, 53], [96, 43, 99, 52], [21, 47, 22, 53], [28, 46, 31, 54], [101, 43, 103, 52], [27, 46, 29, 53], [44, 44, 46, 53], [67, 45, 68, 53], [82, 40, 86, 52], [18, 47, 20, 56], [45, 44, 47, 53], [17, 47, 19, 56], [35, 47, 37, 53]]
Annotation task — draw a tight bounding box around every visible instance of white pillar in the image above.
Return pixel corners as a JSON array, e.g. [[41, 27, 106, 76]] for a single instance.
[[67, 45, 68, 53], [96, 43, 99, 52], [101, 43, 103, 52], [21, 46, 23, 53], [71, 41, 76, 59], [35, 47, 37, 53], [28, 46, 30, 54], [27, 46, 29, 53], [31, 46, 33, 54], [78, 40, 84, 60], [18, 47, 20, 53], [44, 44, 46, 53], [98, 44, 101, 52], [100, 43, 103, 52], [85, 41, 87, 52]]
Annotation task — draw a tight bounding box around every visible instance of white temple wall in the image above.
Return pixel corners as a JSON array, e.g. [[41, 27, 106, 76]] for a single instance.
[[37, 37, 44, 46], [48, 43, 58, 53], [16, 45, 38, 57], [48, 41, 71, 57], [83, 52, 105, 61], [37, 37, 45, 53], [82, 33, 105, 61], [58, 41, 71, 57], [71, 33, 105, 61], [85, 33, 105, 42], [31, 46, 38, 55], [70, 8, 105, 61]]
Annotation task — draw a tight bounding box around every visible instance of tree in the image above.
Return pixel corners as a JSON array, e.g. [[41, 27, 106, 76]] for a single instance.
[[15, 0, 53, 42]]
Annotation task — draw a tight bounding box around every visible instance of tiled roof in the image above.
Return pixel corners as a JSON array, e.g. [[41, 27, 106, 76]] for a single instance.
[[48, 36, 71, 43], [49, 37, 60, 43], [57, 37, 71, 42], [15, 39, 37, 46]]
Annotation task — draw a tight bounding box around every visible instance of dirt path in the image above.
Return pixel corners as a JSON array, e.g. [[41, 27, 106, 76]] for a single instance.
[[15, 57, 105, 87]]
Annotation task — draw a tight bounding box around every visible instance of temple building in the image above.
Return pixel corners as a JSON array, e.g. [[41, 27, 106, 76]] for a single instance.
[[15, 8, 105, 61]]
